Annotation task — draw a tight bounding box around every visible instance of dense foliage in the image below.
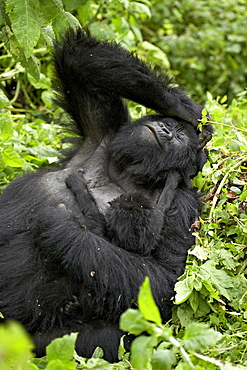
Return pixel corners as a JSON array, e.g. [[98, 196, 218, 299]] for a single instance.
[[0, 0, 247, 369], [143, 0, 247, 103]]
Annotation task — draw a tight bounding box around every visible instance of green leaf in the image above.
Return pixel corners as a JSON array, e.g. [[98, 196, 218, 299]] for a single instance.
[[238, 101, 247, 110], [141, 41, 170, 69], [130, 335, 152, 370], [183, 323, 221, 351], [0, 112, 14, 142], [151, 349, 176, 370], [228, 139, 241, 152], [199, 260, 234, 300], [39, 0, 63, 23], [20, 54, 40, 81], [7, 34, 40, 80], [0, 321, 36, 368], [188, 290, 199, 312], [46, 333, 77, 369], [240, 190, 247, 201], [0, 90, 10, 108], [130, 23, 143, 43], [63, 0, 87, 12], [138, 277, 162, 324], [201, 161, 213, 176], [86, 358, 112, 369], [2, 149, 25, 167], [91, 346, 104, 358], [220, 95, 227, 104], [46, 359, 67, 370], [230, 186, 241, 194], [6, 0, 41, 58], [28, 73, 51, 90], [174, 276, 195, 304], [120, 308, 153, 335], [31, 357, 48, 368], [39, 0, 80, 36], [41, 25, 56, 47], [129, 2, 151, 17]]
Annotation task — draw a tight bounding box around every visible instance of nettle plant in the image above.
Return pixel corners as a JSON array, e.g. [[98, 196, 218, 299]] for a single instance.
[[174, 92, 247, 365]]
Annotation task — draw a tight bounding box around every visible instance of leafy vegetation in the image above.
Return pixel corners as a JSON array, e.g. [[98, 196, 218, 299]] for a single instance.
[[0, 0, 247, 369], [143, 0, 247, 103]]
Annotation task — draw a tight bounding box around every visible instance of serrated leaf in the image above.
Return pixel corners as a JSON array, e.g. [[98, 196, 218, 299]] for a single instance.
[[6, 0, 41, 58], [20, 54, 40, 81], [41, 25, 56, 47], [183, 323, 221, 351], [39, 0, 80, 36], [151, 349, 176, 370], [174, 276, 194, 304], [199, 260, 233, 300], [39, 0, 65, 22], [130, 335, 152, 370], [63, 0, 88, 12], [138, 277, 162, 324], [194, 353, 247, 369], [46, 333, 77, 367], [8, 34, 40, 80]]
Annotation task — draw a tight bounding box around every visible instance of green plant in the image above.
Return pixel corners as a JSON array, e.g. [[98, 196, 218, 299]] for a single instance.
[[173, 92, 247, 365], [143, 0, 247, 103]]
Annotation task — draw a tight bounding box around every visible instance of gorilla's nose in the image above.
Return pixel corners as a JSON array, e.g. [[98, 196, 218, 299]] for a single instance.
[[158, 122, 173, 140]]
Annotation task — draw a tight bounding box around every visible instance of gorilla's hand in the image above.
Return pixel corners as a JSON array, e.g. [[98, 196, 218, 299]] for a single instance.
[[65, 170, 106, 236]]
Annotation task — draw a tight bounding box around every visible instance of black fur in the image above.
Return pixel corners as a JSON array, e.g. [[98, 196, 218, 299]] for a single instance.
[[0, 27, 212, 362]]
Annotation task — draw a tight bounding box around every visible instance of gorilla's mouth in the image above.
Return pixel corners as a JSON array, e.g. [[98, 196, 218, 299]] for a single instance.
[[144, 125, 163, 148]]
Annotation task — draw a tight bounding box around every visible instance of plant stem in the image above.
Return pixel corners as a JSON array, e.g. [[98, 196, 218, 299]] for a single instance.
[[208, 155, 247, 221], [169, 336, 196, 370]]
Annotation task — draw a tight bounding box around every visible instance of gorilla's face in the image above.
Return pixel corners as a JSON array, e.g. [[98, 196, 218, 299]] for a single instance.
[[110, 116, 206, 187]]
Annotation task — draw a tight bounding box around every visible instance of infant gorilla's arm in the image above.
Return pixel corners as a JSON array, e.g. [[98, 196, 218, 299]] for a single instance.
[[66, 171, 164, 256], [65, 170, 181, 257], [65, 170, 105, 236]]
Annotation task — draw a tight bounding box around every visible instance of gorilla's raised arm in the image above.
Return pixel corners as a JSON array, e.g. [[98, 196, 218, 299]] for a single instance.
[[54, 28, 204, 143]]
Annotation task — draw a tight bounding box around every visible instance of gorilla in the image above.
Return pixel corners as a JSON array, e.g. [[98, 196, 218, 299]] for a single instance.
[[0, 28, 212, 362]]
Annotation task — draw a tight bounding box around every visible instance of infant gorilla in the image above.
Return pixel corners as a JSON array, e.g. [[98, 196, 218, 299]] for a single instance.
[[65, 169, 181, 257]]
